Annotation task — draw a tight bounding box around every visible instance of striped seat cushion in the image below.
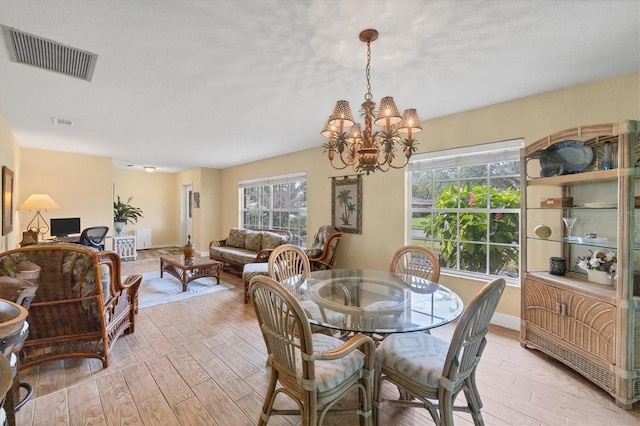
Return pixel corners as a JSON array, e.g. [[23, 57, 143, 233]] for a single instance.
[[295, 333, 365, 392], [375, 331, 448, 388]]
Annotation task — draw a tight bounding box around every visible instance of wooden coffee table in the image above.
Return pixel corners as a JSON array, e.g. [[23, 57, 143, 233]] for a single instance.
[[160, 254, 222, 292]]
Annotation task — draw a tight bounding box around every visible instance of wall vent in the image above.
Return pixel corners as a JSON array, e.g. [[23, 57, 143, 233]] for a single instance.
[[1, 25, 97, 81]]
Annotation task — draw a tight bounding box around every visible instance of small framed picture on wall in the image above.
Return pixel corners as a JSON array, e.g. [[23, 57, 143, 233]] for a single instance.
[[331, 175, 362, 234]]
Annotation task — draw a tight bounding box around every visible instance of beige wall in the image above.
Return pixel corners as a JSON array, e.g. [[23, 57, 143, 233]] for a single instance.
[[113, 169, 180, 247], [18, 148, 113, 242], [218, 72, 640, 323]]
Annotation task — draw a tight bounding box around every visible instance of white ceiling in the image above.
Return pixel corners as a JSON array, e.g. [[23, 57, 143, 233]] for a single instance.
[[0, 0, 638, 173]]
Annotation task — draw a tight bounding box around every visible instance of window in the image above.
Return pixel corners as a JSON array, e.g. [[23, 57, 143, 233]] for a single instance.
[[407, 139, 522, 284], [240, 173, 307, 246]]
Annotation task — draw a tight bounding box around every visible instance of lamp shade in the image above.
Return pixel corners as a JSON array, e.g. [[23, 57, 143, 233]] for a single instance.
[[321, 117, 337, 138], [328, 100, 355, 128], [397, 109, 423, 134], [18, 194, 60, 211], [374, 96, 402, 126]]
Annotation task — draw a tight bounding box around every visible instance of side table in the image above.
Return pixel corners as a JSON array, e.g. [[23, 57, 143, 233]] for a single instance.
[[113, 236, 137, 261]]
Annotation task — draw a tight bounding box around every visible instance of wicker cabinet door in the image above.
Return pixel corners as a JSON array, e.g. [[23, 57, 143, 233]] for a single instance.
[[523, 278, 563, 338], [563, 290, 615, 364]]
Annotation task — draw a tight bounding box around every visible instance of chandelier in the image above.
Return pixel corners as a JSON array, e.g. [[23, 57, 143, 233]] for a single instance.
[[321, 29, 422, 175]]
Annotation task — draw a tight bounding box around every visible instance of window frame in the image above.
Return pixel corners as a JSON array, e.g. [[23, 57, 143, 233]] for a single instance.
[[407, 139, 523, 286], [239, 172, 307, 247]]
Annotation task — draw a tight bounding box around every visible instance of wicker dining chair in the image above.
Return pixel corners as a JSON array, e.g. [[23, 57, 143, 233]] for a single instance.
[[373, 278, 506, 426], [362, 246, 442, 338], [389, 245, 441, 283], [249, 275, 376, 425], [268, 244, 345, 329]]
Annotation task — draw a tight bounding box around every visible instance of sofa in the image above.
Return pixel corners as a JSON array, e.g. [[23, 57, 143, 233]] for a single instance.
[[209, 228, 292, 274], [0, 243, 141, 369]]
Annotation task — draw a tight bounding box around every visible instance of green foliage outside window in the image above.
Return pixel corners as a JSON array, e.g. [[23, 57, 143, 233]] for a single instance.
[[422, 184, 520, 275]]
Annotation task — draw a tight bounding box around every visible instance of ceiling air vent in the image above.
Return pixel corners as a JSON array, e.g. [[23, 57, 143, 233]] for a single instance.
[[52, 117, 74, 126], [1, 25, 98, 82]]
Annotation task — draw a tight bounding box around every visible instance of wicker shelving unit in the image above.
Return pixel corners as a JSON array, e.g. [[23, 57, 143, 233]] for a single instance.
[[520, 120, 640, 408]]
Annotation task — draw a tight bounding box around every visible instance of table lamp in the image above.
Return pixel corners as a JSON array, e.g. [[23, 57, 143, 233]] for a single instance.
[[18, 194, 61, 237]]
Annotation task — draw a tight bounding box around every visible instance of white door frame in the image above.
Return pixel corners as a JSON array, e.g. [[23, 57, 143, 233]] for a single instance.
[[181, 183, 193, 245]]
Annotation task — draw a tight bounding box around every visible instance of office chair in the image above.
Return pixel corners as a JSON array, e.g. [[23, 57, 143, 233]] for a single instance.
[[78, 226, 109, 250]]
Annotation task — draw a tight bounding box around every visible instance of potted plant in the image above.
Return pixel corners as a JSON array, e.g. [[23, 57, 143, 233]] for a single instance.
[[113, 195, 143, 236]]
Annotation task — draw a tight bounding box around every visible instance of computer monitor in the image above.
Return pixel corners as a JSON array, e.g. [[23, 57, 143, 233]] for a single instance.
[[50, 217, 81, 238]]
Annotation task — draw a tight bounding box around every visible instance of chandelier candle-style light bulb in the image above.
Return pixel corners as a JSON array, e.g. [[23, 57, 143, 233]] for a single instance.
[[321, 29, 421, 175]]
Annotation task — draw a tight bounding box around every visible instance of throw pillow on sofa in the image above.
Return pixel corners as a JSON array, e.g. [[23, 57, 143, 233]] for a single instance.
[[227, 228, 246, 248], [244, 230, 263, 252], [262, 232, 288, 250]]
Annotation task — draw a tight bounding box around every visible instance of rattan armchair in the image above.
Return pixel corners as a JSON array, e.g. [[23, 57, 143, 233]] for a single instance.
[[373, 278, 506, 425], [0, 244, 141, 369], [305, 226, 343, 271], [249, 275, 376, 425]]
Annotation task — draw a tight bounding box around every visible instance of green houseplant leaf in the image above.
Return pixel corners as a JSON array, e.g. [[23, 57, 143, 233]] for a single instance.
[[113, 195, 143, 225]]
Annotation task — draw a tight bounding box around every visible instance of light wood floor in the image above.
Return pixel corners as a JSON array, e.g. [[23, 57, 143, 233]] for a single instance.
[[13, 255, 640, 425]]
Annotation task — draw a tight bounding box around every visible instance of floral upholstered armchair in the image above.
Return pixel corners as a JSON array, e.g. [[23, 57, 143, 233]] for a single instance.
[[304, 226, 343, 271], [0, 243, 141, 369]]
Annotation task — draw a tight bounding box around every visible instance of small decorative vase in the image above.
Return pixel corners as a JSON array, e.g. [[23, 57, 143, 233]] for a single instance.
[[549, 257, 566, 276], [184, 235, 195, 260], [587, 269, 614, 285], [114, 222, 126, 236]]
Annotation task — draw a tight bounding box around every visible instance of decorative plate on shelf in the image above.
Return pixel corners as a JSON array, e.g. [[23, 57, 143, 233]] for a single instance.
[[540, 140, 594, 175]]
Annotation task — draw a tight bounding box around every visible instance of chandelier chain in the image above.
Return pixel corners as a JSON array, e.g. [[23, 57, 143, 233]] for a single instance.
[[365, 41, 372, 101]]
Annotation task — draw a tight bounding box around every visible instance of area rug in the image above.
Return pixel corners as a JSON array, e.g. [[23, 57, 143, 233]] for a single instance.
[[135, 246, 183, 261], [133, 270, 231, 309]]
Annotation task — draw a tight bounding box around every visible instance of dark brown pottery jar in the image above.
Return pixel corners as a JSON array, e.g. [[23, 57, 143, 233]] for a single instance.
[[184, 235, 195, 260]]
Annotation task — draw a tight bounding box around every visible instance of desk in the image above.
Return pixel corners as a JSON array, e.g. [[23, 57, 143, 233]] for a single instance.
[[303, 269, 463, 334]]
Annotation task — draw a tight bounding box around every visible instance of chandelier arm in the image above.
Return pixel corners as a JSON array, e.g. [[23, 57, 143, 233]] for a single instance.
[[386, 158, 411, 170], [329, 157, 351, 170]]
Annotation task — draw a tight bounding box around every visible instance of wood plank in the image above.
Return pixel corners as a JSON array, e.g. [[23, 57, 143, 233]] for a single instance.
[[192, 379, 253, 426], [67, 380, 106, 426], [185, 343, 253, 402], [32, 389, 68, 426], [121, 362, 161, 403], [34, 360, 66, 398], [95, 371, 143, 425], [137, 393, 180, 426], [208, 341, 260, 379], [62, 359, 93, 390], [171, 396, 217, 425], [165, 347, 211, 387], [146, 355, 194, 406]]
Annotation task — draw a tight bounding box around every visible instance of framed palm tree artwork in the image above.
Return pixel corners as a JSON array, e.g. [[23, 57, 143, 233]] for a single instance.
[[2, 166, 13, 236], [331, 175, 362, 234]]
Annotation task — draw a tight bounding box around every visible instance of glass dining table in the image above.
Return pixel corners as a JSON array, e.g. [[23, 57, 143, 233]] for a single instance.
[[292, 269, 464, 335]]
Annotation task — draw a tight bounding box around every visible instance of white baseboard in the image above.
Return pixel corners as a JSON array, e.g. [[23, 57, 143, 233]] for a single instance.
[[491, 312, 520, 331]]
